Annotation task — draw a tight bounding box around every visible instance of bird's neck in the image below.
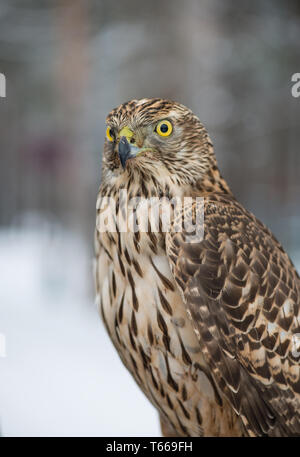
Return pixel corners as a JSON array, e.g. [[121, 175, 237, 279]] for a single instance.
[[100, 161, 233, 203], [195, 165, 233, 197]]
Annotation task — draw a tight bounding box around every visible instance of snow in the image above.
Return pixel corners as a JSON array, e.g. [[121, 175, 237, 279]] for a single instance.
[[1, 221, 299, 437], [0, 224, 159, 437]]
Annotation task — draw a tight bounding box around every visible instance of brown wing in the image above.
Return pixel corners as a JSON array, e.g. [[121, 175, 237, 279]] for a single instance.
[[166, 193, 300, 436]]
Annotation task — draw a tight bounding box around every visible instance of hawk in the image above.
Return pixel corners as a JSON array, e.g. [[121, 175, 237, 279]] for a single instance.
[[94, 98, 300, 436]]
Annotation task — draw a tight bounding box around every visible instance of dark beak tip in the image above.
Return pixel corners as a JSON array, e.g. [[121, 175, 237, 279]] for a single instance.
[[118, 136, 131, 169]]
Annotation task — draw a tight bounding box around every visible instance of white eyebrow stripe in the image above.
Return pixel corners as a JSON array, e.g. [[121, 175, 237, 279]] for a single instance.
[[167, 110, 181, 119], [136, 99, 149, 106]]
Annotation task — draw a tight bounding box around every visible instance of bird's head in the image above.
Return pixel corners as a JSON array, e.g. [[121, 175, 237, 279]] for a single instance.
[[101, 98, 229, 196]]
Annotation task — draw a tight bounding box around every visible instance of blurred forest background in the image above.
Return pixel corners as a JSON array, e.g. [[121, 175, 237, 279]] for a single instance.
[[0, 0, 300, 437]]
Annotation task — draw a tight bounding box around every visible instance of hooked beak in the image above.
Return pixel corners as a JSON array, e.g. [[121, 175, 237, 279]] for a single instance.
[[118, 136, 132, 169], [118, 133, 141, 169]]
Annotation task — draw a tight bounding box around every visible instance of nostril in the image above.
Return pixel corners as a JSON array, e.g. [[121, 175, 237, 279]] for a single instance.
[[130, 138, 135, 144]]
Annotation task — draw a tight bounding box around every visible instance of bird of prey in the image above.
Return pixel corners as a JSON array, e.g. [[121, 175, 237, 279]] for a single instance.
[[94, 98, 300, 436]]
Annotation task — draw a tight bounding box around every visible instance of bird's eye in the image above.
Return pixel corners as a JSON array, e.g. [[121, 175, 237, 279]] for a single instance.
[[106, 127, 114, 142], [156, 120, 173, 137]]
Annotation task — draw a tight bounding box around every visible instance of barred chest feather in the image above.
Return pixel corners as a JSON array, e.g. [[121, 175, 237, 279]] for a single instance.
[[95, 225, 244, 437]]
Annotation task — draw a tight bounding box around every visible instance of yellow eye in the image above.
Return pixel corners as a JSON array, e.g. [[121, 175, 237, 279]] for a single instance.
[[106, 126, 114, 142], [156, 120, 173, 137]]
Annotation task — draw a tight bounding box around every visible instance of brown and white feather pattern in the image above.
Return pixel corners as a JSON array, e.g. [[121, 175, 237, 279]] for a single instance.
[[166, 194, 300, 436], [95, 98, 300, 436]]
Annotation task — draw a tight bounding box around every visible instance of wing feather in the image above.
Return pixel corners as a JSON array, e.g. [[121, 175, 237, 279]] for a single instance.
[[166, 194, 300, 436]]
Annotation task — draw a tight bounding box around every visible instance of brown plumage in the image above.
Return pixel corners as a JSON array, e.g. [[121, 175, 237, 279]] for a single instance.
[[94, 98, 300, 436]]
